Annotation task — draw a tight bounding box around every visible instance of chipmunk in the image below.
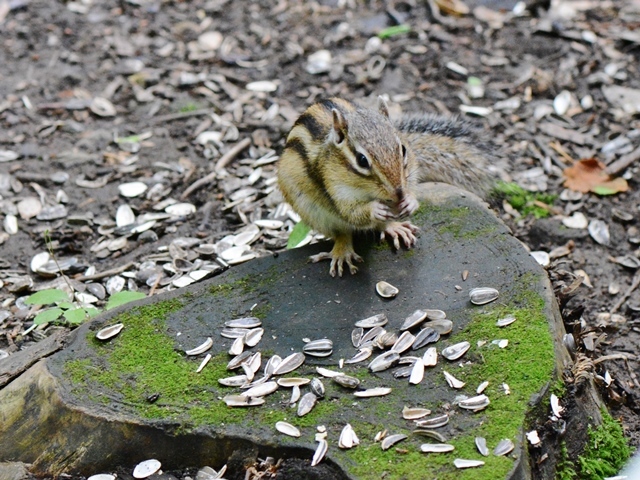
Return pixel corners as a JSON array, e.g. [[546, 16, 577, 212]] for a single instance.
[[277, 97, 494, 277]]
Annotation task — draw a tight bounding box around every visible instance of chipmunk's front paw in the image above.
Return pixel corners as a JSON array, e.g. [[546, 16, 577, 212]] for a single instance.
[[397, 194, 419, 218], [381, 221, 419, 250], [371, 201, 396, 221]]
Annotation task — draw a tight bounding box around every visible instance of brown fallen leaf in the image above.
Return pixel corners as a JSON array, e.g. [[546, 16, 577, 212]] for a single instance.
[[435, 0, 470, 16], [563, 158, 629, 195]]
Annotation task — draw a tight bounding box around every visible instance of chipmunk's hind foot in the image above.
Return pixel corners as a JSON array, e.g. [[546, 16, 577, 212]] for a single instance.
[[309, 235, 362, 277]]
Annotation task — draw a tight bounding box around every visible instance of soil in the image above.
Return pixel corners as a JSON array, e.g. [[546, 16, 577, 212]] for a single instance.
[[1, 0, 639, 478]]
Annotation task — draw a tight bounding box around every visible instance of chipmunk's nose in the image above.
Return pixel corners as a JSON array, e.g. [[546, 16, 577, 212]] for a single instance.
[[395, 187, 404, 202]]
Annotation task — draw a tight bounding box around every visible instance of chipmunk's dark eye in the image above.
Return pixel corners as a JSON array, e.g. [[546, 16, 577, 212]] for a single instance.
[[401, 144, 407, 158], [356, 152, 370, 169]]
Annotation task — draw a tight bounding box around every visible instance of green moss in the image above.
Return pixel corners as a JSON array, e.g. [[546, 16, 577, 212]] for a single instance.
[[64, 267, 558, 480], [577, 411, 632, 480], [178, 102, 200, 113], [492, 181, 556, 219], [346, 276, 556, 479], [557, 442, 578, 480]]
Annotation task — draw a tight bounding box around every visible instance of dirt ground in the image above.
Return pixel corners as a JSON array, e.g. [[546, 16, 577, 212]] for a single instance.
[[1, 0, 640, 478]]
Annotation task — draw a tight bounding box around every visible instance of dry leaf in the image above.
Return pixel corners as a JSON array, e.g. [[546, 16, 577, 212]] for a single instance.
[[563, 158, 628, 195], [435, 0, 470, 16]]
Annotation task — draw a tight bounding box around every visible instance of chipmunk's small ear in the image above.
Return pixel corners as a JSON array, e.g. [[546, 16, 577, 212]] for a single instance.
[[377, 96, 390, 118], [330, 108, 347, 145]]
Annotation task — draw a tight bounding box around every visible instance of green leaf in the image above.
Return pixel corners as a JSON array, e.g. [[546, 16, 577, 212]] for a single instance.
[[467, 76, 483, 86], [58, 302, 75, 310], [33, 308, 63, 325], [105, 291, 146, 311], [115, 134, 141, 144], [85, 307, 101, 318], [25, 289, 70, 306], [286, 222, 311, 249], [63, 308, 87, 324], [378, 24, 410, 39], [592, 185, 618, 196]]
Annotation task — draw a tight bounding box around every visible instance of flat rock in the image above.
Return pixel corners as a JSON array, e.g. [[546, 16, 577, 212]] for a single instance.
[[0, 184, 599, 480]]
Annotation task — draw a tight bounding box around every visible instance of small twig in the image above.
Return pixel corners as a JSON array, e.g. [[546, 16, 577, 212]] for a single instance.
[[44, 231, 74, 295], [593, 353, 637, 365], [150, 108, 215, 124], [148, 273, 162, 297], [611, 270, 640, 313], [605, 146, 640, 176], [75, 262, 134, 282], [548, 141, 575, 164], [181, 138, 251, 200]]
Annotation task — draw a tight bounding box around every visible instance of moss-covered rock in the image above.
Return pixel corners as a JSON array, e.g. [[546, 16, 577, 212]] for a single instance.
[[0, 184, 608, 479]]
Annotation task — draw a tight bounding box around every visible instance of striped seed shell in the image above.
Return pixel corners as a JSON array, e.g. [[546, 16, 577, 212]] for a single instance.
[[273, 352, 305, 375], [333, 374, 361, 389], [354, 387, 392, 398], [185, 337, 213, 356], [264, 355, 282, 376], [311, 439, 328, 466], [459, 394, 490, 411], [244, 328, 264, 347], [368, 351, 400, 372], [475, 437, 489, 456], [413, 327, 440, 349], [310, 378, 325, 398], [476, 380, 489, 394], [381, 434, 407, 450], [469, 287, 499, 305], [413, 429, 447, 442], [376, 281, 399, 298], [351, 327, 364, 348], [345, 347, 372, 364], [303, 339, 333, 357], [227, 351, 252, 370], [494, 438, 515, 456], [393, 365, 413, 379], [375, 331, 398, 349], [241, 381, 278, 398], [402, 406, 431, 420], [218, 375, 249, 387], [297, 392, 317, 416], [359, 326, 384, 347], [290, 385, 301, 404], [496, 315, 516, 327], [391, 331, 416, 354], [355, 313, 388, 328], [316, 366, 342, 378], [229, 336, 244, 356], [423, 319, 453, 335], [96, 323, 124, 340], [277, 377, 310, 387], [409, 358, 424, 385], [423, 347, 438, 367], [442, 341, 470, 361], [225, 316, 261, 328], [223, 395, 265, 407], [425, 309, 446, 320], [421, 443, 455, 453], [415, 413, 449, 429], [443, 371, 466, 389], [454, 459, 485, 469], [339, 423, 360, 449], [220, 327, 250, 338], [400, 310, 427, 331], [276, 421, 301, 437]]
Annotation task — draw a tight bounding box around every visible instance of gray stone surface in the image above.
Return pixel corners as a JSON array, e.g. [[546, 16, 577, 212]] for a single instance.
[[0, 184, 581, 480]]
